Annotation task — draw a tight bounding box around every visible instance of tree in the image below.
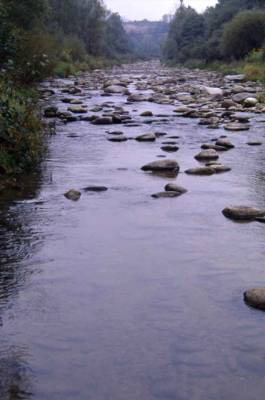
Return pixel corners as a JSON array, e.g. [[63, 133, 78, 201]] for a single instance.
[[221, 10, 265, 59]]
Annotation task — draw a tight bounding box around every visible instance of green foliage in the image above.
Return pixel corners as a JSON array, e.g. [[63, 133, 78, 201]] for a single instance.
[[221, 10, 265, 59], [163, 7, 205, 63], [0, 83, 42, 173], [164, 0, 265, 65]]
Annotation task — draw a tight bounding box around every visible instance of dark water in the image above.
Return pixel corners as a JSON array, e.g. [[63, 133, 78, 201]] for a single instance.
[[1, 63, 265, 400]]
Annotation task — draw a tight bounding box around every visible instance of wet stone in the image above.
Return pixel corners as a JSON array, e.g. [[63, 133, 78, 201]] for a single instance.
[[185, 167, 215, 176], [151, 191, 182, 199], [64, 189, 81, 201], [244, 288, 265, 311], [141, 160, 180, 173], [83, 186, 108, 192], [195, 149, 219, 161], [222, 206, 265, 221], [135, 133, 156, 142]]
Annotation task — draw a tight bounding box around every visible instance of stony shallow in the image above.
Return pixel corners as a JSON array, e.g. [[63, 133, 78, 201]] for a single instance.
[[0, 61, 265, 400]]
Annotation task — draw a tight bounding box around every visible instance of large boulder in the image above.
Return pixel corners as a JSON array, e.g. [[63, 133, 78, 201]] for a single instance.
[[141, 159, 180, 173], [244, 288, 265, 311], [222, 206, 265, 221]]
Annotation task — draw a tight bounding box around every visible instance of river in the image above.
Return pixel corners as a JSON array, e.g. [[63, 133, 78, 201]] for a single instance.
[[0, 62, 265, 400]]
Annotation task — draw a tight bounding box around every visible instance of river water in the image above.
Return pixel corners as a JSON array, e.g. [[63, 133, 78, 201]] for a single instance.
[[0, 62, 265, 400]]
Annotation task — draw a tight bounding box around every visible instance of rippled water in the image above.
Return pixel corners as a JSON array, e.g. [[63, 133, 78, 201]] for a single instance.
[[1, 63, 265, 400]]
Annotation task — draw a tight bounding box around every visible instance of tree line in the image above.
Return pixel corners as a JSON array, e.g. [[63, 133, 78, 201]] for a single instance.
[[163, 0, 265, 65], [0, 0, 132, 83]]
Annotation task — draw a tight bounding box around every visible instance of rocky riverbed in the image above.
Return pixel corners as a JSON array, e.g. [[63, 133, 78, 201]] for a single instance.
[[0, 61, 265, 399]]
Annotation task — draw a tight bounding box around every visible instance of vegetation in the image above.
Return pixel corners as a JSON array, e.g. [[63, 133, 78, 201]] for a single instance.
[[163, 0, 265, 81], [0, 0, 132, 178]]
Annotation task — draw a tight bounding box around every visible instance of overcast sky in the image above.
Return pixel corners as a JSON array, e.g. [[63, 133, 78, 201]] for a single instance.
[[104, 0, 218, 20]]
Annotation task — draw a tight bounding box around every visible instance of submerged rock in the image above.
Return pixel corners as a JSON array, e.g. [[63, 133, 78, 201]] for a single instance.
[[244, 288, 265, 311], [222, 206, 265, 221], [247, 140, 262, 146], [108, 136, 127, 142], [185, 167, 215, 175], [151, 191, 181, 199], [83, 186, 108, 192], [64, 189, 81, 201], [224, 123, 250, 131], [161, 145, 179, 152], [135, 133, 156, 142]]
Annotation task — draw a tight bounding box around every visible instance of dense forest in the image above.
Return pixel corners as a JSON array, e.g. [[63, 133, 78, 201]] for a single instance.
[[163, 0, 265, 70]]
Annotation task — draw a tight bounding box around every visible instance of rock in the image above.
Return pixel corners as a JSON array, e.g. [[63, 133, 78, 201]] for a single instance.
[[244, 288, 265, 311], [256, 216, 265, 223], [203, 86, 223, 97], [108, 136, 127, 142], [64, 189, 81, 201], [141, 160, 180, 173], [151, 191, 182, 199], [165, 183, 187, 194], [232, 93, 254, 104], [140, 111, 153, 117], [207, 164, 231, 173], [247, 140, 262, 146], [93, 117, 113, 125], [225, 74, 245, 82], [104, 85, 126, 94], [155, 132, 167, 137], [135, 133, 156, 142], [195, 149, 219, 161], [68, 105, 87, 114], [161, 145, 179, 152], [244, 97, 258, 107], [224, 123, 250, 131], [201, 144, 228, 152], [127, 94, 147, 102], [232, 112, 252, 123], [222, 99, 236, 109], [44, 106, 58, 118], [83, 186, 108, 192], [185, 167, 215, 176], [215, 138, 235, 149], [222, 206, 265, 221]]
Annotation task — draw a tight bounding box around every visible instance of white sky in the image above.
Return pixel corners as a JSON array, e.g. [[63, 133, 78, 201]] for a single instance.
[[104, 0, 218, 20]]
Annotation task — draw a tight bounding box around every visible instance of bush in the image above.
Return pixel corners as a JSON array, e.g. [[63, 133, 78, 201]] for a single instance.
[[221, 10, 265, 59], [0, 82, 42, 173]]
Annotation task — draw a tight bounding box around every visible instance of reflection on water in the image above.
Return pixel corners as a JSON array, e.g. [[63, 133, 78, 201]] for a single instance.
[[0, 346, 32, 400], [0, 63, 265, 399]]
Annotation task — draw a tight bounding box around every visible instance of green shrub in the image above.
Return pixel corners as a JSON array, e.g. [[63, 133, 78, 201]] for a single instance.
[[0, 82, 43, 173]]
